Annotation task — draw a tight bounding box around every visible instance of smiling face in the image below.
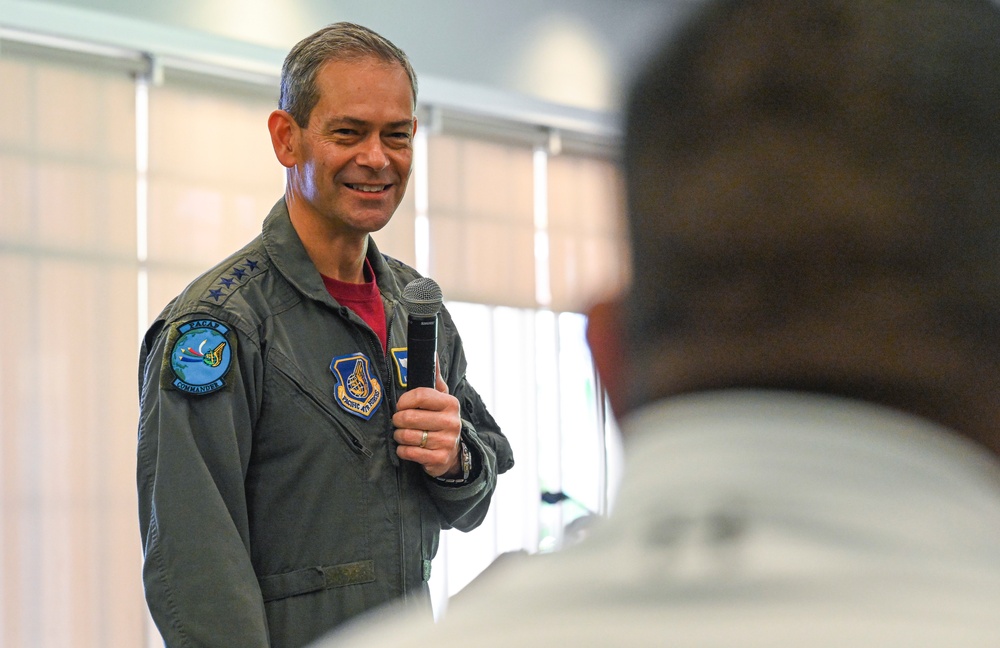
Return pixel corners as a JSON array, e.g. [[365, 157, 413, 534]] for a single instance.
[[278, 56, 417, 240]]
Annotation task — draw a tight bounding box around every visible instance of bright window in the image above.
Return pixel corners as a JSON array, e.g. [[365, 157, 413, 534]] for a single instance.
[[0, 37, 627, 646]]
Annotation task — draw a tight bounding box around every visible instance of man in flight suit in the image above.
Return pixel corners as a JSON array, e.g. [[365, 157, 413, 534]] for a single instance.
[[137, 22, 514, 648]]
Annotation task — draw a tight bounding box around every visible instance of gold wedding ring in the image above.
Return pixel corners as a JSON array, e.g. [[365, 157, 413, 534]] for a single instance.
[[419, 431, 428, 448]]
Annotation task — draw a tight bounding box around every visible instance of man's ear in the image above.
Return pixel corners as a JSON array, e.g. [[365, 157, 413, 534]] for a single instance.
[[586, 295, 629, 420], [268, 109, 299, 169]]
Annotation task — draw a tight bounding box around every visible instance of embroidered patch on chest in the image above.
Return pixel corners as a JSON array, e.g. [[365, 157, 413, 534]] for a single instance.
[[169, 319, 233, 395], [330, 353, 383, 420], [390, 347, 408, 388]]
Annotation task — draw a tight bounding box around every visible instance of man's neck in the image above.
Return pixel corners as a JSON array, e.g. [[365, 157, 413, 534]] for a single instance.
[[314, 243, 368, 283], [633, 326, 1000, 460], [287, 200, 369, 284]]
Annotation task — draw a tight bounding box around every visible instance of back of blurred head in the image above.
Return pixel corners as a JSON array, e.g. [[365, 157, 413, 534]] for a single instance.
[[592, 0, 1000, 452]]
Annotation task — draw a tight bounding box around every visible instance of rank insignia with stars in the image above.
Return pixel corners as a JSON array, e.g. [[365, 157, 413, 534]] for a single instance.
[[201, 257, 265, 305]]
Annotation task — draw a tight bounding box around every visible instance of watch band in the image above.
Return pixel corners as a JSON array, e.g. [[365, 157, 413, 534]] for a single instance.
[[435, 441, 471, 484]]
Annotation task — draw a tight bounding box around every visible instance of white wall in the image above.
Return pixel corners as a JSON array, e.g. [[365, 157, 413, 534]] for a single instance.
[[1, 0, 702, 116]]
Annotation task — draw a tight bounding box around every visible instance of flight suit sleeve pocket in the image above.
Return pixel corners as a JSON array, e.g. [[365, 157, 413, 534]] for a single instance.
[[258, 560, 376, 602]]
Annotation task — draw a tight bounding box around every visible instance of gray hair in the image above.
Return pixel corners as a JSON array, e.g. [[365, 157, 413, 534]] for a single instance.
[[279, 22, 418, 127]]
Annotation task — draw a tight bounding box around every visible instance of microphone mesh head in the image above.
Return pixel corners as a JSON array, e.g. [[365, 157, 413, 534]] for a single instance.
[[401, 277, 443, 317]]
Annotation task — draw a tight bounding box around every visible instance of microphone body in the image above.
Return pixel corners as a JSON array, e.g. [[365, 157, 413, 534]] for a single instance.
[[400, 278, 443, 390], [406, 315, 437, 390]]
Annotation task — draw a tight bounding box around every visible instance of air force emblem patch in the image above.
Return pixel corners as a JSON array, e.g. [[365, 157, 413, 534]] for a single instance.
[[169, 319, 233, 395], [330, 353, 383, 420], [390, 347, 408, 388]]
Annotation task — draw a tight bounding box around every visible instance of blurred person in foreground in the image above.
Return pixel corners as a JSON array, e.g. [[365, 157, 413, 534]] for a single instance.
[[323, 0, 1000, 645], [137, 22, 513, 648]]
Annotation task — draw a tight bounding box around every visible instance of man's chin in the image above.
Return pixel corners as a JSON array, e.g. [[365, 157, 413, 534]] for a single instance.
[[348, 210, 396, 234]]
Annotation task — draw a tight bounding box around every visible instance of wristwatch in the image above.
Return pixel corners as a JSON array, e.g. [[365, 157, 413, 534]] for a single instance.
[[435, 441, 472, 484]]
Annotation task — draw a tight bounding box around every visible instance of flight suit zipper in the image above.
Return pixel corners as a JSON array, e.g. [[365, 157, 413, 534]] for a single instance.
[[382, 301, 411, 599]]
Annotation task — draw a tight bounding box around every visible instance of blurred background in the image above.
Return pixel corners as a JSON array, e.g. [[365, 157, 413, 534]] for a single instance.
[[0, 0, 699, 645]]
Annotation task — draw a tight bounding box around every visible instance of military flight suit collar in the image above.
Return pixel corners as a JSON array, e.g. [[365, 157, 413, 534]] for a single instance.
[[260, 198, 404, 306]]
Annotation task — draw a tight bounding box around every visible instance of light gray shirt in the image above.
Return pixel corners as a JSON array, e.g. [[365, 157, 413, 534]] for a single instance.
[[324, 390, 1000, 647]]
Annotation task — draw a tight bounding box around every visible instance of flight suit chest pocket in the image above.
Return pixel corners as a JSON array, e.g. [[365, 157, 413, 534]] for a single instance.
[[265, 347, 376, 458]]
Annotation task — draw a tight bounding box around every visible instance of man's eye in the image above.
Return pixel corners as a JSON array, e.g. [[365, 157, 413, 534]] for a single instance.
[[333, 129, 358, 136]]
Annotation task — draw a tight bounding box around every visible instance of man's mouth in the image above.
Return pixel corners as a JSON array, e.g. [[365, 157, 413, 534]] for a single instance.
[[346, 183, 389, 193]]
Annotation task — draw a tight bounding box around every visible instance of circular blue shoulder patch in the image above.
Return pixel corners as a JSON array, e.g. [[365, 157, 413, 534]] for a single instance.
[[169, 319, 233, 395]]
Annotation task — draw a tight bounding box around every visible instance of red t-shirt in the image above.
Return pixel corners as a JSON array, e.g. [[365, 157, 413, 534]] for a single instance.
[[321, 259, 387, 353]]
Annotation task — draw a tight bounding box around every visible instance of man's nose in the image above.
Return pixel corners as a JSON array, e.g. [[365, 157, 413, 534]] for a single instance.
[[356, 136, 390, 170]]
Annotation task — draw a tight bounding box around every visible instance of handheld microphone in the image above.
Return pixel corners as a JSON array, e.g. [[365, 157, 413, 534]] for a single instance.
[[400, 277, 443, 390]]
